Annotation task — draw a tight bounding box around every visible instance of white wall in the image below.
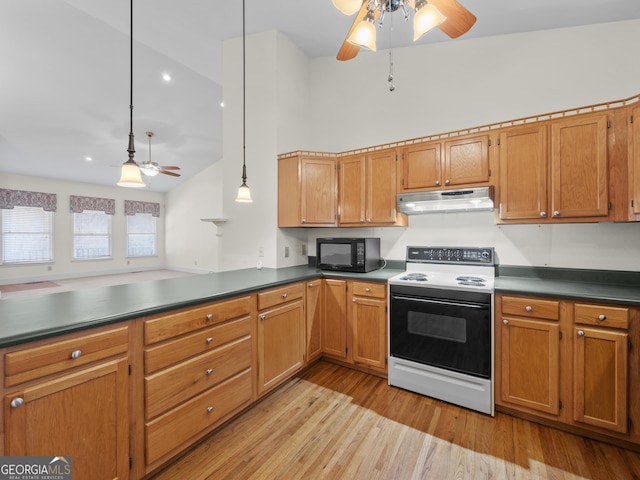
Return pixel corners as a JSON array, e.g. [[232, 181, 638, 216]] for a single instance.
[[0, 173, 165, 283]]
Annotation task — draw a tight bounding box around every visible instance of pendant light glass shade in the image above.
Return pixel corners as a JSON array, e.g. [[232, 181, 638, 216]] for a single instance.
[[413, 0, 446, 41], [118, 159, 145, 187], [235, 182, 252, 202], [348, 11, 377, 51], [332, 0, 362, 15]]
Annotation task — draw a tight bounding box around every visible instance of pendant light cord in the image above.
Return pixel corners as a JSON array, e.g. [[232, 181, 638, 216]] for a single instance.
[[127, 0, 135, 162], [242, 0, 247, 180]]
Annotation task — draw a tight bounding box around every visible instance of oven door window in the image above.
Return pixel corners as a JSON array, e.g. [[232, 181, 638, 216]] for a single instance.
[[390, 294, 491, 378]]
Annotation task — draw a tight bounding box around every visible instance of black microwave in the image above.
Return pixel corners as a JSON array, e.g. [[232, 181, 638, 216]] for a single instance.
[[316, 238, 382, 273]]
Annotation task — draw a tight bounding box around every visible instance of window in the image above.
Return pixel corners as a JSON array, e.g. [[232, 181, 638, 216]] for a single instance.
[[1, 206, 54, 264], [127, 213, 157, 257], [73, 210, 112, 260]]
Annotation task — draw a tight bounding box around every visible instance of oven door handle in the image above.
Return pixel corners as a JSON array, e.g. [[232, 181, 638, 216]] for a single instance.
[[391, 294, 488, 309]]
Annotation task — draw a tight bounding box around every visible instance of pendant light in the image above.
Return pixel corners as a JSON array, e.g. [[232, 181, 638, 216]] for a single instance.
[[117, 0, 145, 188], [235, 0, 252, 203]]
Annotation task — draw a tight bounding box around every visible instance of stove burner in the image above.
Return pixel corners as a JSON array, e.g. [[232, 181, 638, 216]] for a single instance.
[[400, 273, 428, 282], [456, 276, 486, 287]]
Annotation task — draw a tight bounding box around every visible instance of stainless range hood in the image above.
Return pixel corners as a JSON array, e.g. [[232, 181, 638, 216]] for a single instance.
[[397, 186, 494, 215]]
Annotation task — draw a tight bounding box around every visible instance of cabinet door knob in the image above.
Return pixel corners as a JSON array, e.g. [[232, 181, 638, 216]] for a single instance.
[[207, 406, 214, 413], [435, 180, 440, 186], [10, 397, 24, 408], [301, 219, 307, 223], [553, 211, 560, 217], [445, 179, 450, 185], [206, 368, 214, 375], [259, 314, 266, 321], [71, 350, 82, 359], [282, 293, 288, 299], [578, 330, 585, 337], [366, 218, 371, 222], [540, 211, 547, 217], [360, 218, 365, 223], [503, 319, 509, 325], [206, 337, 213, 344], [352, 298, 357, 303], [598, 314, 606, 321], [365, 288, 371, 292], [206, 313, 213, 321], [308, 283, 314, 288], [525, 305, 533, 312]]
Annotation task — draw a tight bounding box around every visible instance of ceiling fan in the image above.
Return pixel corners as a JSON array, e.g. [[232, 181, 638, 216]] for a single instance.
[[139, 131, 181, 177], [333, 0, 476, 61]]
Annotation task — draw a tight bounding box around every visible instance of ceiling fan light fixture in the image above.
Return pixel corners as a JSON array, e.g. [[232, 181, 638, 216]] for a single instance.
[[413, 0, 446, 41], [348, 10, 377, 51], [332, 0, 362, 16]]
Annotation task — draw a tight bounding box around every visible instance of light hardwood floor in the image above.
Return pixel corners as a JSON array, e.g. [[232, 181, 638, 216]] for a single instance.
[[148, 361, 640, 480]]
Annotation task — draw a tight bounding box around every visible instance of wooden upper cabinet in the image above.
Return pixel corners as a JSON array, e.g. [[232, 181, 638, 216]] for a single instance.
[[551, 114, 609, 218], [338, 154, 366, 224], [339, 149, 405, 226], [278, 155, 337, 227], [629, 104, 640, 216], [399, 142, 441, 190], [398, 134, 490, 192], [444, 135, 490, 186], [498, 125, 548, 220], [499, 112, 610, 222]]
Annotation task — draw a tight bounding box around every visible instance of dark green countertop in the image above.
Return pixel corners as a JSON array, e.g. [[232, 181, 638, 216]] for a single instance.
[[495, 266, 640, 306], [0, 265, 403, 348]]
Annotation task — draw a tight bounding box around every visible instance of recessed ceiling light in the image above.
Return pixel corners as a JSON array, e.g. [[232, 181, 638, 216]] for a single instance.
[[162, 72, 172, 82], [84, 156, 93, 162], [220, 101, 224, 108]]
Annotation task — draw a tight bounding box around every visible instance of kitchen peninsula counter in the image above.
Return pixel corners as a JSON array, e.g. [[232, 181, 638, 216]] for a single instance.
[[0, 265, 403, 348], [495, 265, 640, 306]]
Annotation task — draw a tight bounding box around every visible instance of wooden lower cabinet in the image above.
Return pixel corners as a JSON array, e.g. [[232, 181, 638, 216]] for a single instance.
[[322, 279, 348, 360], [350, 281, 387, 371], [305, 280, 323, 363], [3, 325, 130, 480], [496, 294, 639, 447], [257, 283, 305, 396]]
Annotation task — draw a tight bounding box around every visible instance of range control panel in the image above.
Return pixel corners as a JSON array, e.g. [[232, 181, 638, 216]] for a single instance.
[[406, 246, 495, 265]]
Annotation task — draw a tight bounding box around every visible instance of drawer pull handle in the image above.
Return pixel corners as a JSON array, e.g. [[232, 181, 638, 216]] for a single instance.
[[10, 397, 24, 408], [206, 337, 213, 344], [71, 350, 82, 359], [578, 330, 585, 337], [503, 319, 509, 325], [206, 314, 213, 321], [598, 314, 606, 321], [365, 288, 371, 292], [525, 306, 532, 312], [282, 293, 288, 299], [206, 368, 214, 375], [207, 406, 214, 413]]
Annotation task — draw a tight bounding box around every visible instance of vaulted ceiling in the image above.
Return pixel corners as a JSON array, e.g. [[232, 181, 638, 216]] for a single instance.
[[2, 0, 640, 192]]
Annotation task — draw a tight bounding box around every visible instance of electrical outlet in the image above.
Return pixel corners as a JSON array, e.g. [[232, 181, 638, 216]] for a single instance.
[[300, 244, 308, 256], [284, 246, 290, 258]]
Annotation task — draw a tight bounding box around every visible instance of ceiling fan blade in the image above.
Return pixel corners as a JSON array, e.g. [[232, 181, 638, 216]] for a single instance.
[[430, 0, 476, 38], [159, 166, 180, 170], [160, 170, 181, 177], [336, 1, 369, 61]]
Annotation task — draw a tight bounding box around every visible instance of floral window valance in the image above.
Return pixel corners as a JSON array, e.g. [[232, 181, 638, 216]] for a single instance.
[[70, 195, 115, 215], [0, 188, 57, 212], [124, 200, 160, 217]]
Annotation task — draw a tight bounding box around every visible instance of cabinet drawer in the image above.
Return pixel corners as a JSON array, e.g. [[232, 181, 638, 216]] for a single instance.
[[145, 368, 252, 465], [5, 326, 129, 388], [145, 336, 251, 419], [352, 281, 385, 299], [144, 295, 252, 345], [574, 303, 629, 329], [257, 283, 304, 310], [144, 316, 250, 374], [501, 296, 559, 321]]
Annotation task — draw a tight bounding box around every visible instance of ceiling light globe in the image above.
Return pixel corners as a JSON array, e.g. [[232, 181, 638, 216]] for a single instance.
[[413, 2, 446, 41], [332, 0, 362, 16], [117, 162, 146, 188], [348, 12, 377, 51]]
